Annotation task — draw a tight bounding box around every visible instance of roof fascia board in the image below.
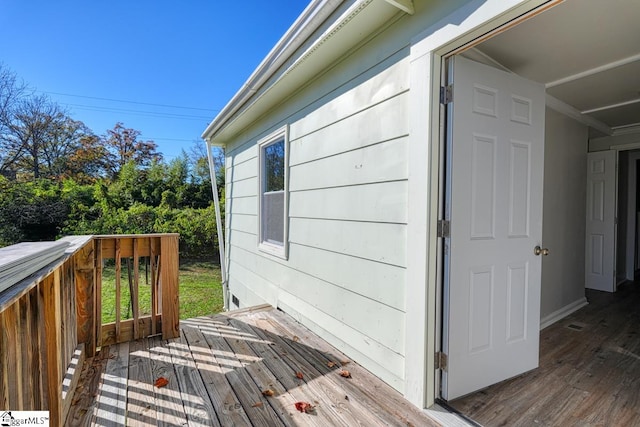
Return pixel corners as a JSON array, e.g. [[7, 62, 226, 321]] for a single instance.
[[204, 0, 404, 144], [202, 0, 343, 141]]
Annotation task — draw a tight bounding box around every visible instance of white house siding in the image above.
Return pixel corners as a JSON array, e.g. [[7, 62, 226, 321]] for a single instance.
[[540, 108, 589, 325], [221, 0, 484, 395], [221, 31, 419, 395]]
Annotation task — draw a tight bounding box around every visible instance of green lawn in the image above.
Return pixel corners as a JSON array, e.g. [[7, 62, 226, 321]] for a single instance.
[[101, 260, 223, 323]]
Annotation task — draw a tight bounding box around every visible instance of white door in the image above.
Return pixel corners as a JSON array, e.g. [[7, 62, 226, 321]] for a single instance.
[[442, 56, 546, 400], [585, 150, 616, 292]]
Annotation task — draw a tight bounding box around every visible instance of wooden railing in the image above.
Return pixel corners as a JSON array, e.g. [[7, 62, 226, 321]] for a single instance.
[[0, 234, 179, 426]]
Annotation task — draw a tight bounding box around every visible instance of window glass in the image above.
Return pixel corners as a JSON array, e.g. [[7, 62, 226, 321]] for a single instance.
[[264, 139, 285, 192], [258, 127, 288, 258]]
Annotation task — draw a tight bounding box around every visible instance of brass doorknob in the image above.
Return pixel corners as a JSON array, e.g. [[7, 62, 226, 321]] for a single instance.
[[534, 246, 550, 256]]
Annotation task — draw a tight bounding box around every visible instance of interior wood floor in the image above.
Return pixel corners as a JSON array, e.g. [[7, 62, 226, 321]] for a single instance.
[[451, 282, 640, 426], [66, 304, 439, 427]]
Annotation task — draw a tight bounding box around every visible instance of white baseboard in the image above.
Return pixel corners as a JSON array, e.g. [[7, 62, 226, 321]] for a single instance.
[[540, 297, 588, 330]]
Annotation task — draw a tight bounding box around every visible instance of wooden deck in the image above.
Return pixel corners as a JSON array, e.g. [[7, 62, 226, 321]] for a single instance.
[[451, 283, 640, 426], [67, 304, 439, 426]]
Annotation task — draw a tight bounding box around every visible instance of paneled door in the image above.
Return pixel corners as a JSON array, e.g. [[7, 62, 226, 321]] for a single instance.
[[585, 150, 616, 292], [441, 56, 546, 400]]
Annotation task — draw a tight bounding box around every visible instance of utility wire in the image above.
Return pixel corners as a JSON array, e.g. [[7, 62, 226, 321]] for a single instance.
[[39, 90, 219, 112], [68, 105, 210, 122], [60, 102, 212, 119]]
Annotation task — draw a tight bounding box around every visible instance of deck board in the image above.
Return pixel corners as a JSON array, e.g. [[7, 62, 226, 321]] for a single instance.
[[69, 305, 439, 426]]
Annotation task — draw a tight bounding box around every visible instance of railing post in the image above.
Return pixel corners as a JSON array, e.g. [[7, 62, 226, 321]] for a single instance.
[[43, 271, 62, 426], [160, 235, 180, 339], [75, 240, 96, 357]]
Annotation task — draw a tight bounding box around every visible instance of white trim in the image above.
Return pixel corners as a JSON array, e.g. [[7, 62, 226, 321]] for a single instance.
[[611, 142, 640, 151], [201, 0, 342, 140], [546, 52, 640, 89], [405, 49, 436, 408], [539, 297, 589, 330], [384, 0, 414, 14], [257, 125, 290, 260], [424, 404, 477, 427], [546, 94, 613, 136], [406, 0, 558, 409], [612, 123, 640, 136], [582, 98, 640, 115]]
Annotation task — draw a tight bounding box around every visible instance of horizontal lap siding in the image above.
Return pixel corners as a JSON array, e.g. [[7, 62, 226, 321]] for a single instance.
[[224, 52, 410, 391]]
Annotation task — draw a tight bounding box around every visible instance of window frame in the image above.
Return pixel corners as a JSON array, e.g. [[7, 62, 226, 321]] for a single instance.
[[257, 125, 289, 259]]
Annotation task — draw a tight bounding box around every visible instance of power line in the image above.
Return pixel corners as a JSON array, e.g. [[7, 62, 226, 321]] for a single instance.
[[67, 105, 211, 122], [39, 90, 220, 112], [60, 102, 212, 120]]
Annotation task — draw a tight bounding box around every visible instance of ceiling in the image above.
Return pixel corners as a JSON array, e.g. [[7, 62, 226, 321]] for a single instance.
[[470, 0, 640, 138]]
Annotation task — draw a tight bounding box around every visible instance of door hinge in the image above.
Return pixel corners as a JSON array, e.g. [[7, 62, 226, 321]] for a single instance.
[[435, 351, 448, 371], [440, 84, 453, 104], [437, 220, 450, 238]]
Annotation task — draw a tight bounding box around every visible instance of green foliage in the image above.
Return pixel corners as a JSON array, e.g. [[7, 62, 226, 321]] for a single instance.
[[0, 64, 226, 259]]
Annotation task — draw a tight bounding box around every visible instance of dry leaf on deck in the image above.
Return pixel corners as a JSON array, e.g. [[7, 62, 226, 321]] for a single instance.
[[327, 361, 336, 368], [295, 401, 315, 413], [154, 377, 169, 388], [252, 402, 263, 408], [262, 389, 275, 397], [292, 335, 299, 342], [295, 371, 304, 379], [339, 370, 352, 379]]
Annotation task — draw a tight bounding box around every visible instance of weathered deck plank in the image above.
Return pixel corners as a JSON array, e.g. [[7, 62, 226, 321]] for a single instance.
[[126, 338, 157, 426], [149, 337, 188, 426], [167, 329, 220, 426], [265, 309, 436, 427], [92, 342, 129, 426], [72, 306, 441, 426], [181, 321, 252, 426]]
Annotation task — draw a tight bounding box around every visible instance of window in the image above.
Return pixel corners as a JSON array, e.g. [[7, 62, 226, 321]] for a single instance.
[[258, 126, 289, 258]]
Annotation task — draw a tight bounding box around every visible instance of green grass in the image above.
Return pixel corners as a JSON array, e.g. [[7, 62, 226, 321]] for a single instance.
[[101, 260, 223, 323]]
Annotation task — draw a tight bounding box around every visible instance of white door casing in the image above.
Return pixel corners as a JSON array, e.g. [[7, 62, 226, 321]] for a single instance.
[[442, 56, 546, 400], [585, 150, 616, 292]]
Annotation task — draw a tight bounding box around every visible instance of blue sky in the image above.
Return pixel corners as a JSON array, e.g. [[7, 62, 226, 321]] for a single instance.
[[0, 1, 309, 160]]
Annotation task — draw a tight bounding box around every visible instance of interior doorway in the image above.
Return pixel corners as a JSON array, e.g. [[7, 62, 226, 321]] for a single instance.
[[436, 0, 640, 412], [616, 149, 640, 285]]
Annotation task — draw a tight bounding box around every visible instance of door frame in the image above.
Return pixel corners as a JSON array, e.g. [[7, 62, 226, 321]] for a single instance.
[[404, 0, 563, 409], [624, 149, 640, 280]]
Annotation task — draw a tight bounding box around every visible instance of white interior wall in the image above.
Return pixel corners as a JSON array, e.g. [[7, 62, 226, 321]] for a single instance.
[[540, 108, 589, 325]]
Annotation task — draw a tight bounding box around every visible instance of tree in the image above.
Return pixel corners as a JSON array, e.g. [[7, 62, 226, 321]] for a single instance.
[[64, 133, 110, 184], [0, 64, 27, 178], [104, 122, 162, 177], [1, 95, 66, 179]]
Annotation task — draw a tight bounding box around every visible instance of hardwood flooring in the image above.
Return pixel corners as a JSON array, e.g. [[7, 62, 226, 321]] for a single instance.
[[451, 283, 640, 426], [66, 304, 439, 426]]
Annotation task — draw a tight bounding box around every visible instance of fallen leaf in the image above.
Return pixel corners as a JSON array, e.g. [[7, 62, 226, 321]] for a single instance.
[[341, 360, 351, 365], [262, 389, 275, 397], [292, 335, 299, 342], [294, 401, 315, 413], [252, 402, 263, 408], [154, 377, 169, 388], [327, 361, 336, 368], [295, 371, 304, 380], [339, 370, 352, 379]]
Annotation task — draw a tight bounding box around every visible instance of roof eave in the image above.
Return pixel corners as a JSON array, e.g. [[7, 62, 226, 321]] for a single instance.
[[201, 0, 344, 142]]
